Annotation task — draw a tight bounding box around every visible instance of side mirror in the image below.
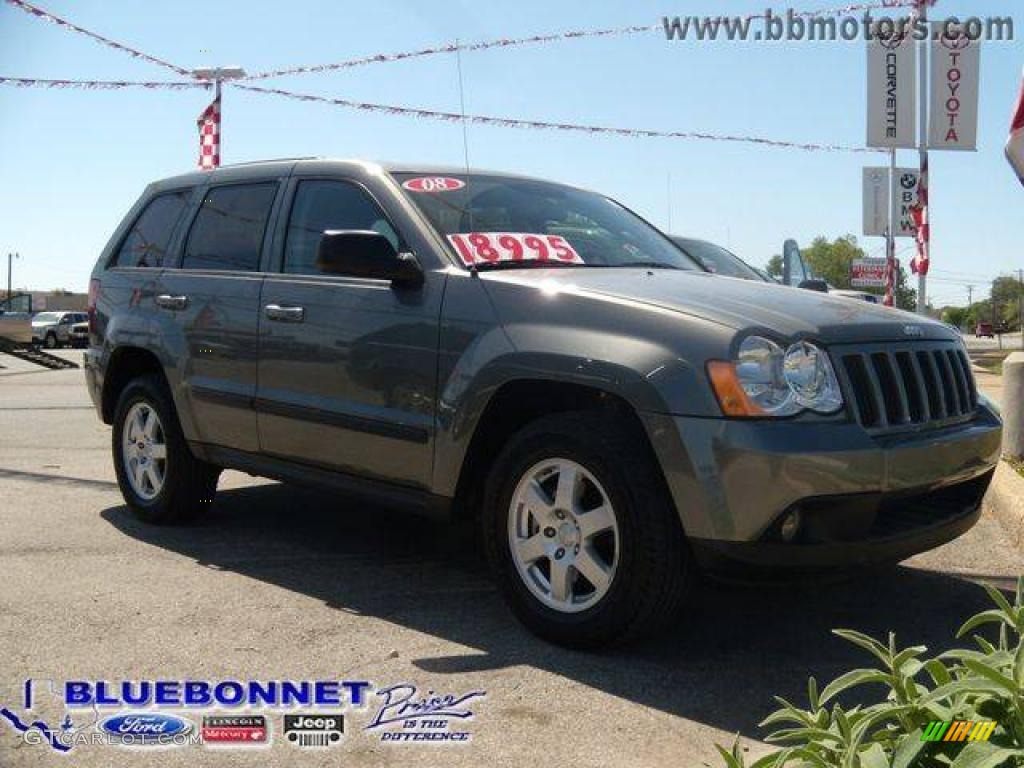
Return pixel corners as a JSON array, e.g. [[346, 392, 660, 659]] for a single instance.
[[316, 230, 423, 288], [798, 279, 830, 293]]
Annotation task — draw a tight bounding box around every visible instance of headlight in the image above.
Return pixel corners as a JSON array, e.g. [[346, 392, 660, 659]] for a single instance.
[[709, 336, 843, 418]]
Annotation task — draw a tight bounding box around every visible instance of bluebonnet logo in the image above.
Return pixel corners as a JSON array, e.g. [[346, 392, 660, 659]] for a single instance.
[[99, 713, 195, 746], [366, 684, 485, 744]]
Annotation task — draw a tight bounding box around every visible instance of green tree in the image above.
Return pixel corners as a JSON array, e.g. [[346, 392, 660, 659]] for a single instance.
[[766, 235, 917, 311]]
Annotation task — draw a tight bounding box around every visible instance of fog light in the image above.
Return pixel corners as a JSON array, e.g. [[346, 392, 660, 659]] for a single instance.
[[780, 510, 801, 542]]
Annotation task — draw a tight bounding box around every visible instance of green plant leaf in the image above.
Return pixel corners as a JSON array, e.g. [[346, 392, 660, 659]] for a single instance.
[[925, 658, 954, 687], [808, 677, 820, 712], [833, 629, 892, 666], [820, 669, 891, 705], [716, 742, 745, 768], [892, 730, 928, 768], [857, 742, 890, 768], [892, 645, 928, 670], [1014, 641, 1024, 687], [948, 742, 1024, 768], [958, 610, 1016, 639], [962, 659, 1020, 695], [982, 582, 1016, 619]]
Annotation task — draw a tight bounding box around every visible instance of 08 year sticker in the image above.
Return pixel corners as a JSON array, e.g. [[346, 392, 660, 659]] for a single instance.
[[401, 176, 466, 193], [447, 232, 582, 267]]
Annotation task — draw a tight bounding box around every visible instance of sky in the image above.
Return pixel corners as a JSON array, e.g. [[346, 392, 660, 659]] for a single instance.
[[0, 0, 1021, 307]]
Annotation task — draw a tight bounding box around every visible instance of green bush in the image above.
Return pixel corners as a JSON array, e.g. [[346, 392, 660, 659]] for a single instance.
[[718, 579, 1024, 768]]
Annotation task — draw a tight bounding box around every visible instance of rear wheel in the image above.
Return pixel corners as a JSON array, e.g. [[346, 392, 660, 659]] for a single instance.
[[112, 374, 219, 524], [483, 411, 691, 648]]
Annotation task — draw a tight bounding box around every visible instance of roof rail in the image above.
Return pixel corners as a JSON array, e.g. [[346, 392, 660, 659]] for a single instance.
[[218, 157, 319, 168]]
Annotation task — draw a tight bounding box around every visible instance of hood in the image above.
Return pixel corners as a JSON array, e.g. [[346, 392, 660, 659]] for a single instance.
[[480, 268, 955, 344]]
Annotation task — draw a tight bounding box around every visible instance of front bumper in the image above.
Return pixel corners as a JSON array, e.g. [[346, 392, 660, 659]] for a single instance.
[[642, 403, 1002, 570]]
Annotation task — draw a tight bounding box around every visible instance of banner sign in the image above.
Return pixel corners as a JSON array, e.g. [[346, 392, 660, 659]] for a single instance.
[[863, 167, 890, 237], [851, 257, 896, 288], [891, 167, 920, 237], [929, 22, 981, 151], [866, 30, 917, 148]]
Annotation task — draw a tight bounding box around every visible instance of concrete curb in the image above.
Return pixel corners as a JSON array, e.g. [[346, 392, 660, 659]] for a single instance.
[[984, 461, 1024, 549]]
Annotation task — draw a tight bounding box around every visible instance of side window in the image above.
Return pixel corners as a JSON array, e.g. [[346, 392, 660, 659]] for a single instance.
[[283, 180, 401, 275], [113, 189, 191, 268], [182, 183, 278, 272]]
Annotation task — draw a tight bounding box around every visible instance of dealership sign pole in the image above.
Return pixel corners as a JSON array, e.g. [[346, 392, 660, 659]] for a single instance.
[[866, 24, 916, 306]]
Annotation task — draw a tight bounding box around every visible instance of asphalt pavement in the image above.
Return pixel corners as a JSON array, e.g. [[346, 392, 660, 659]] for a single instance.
[[2, 350, 1022, 767]]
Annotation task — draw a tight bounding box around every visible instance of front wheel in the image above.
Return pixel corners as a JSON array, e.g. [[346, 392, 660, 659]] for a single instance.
[[483, 411, 691, 648], [43, 333, 57, 349], [112, 374, 220, 524]]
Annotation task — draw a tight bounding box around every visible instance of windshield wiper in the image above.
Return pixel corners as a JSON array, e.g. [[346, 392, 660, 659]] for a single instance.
[[606, 261, 686, 270], [471, 261, 589, 272]]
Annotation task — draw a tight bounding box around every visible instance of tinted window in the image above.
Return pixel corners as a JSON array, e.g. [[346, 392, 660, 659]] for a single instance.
[[113, 189, 191, 268], [283, 180, 400, 275], [182, 183, 278, 271]]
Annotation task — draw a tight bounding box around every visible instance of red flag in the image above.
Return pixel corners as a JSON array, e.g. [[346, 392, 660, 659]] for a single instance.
[[909, 157, 929, 277], [197, 94, 221, 170], [1007, 68, 1024, 186]]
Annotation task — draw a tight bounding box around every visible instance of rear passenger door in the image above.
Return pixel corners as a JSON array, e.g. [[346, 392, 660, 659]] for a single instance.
[[256, 177, 442, 488], [155, 180, 283, 453]]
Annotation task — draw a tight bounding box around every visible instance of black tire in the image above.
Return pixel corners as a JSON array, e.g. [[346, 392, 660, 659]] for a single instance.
[[482, 411, 691, 649], [43, 333, 57, 349], [112, 373, 220, 524]]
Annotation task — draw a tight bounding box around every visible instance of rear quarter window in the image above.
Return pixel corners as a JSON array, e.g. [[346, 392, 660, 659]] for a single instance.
[[111, 189, 192, 268]]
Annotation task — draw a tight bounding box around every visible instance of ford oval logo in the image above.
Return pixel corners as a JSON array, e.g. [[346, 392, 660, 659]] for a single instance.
[[99, 713, 193, 744]]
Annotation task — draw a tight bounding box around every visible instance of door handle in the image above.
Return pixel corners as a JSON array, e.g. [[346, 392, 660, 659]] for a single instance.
[[155, 294, 188, 311], [264, 304, 305, 323]]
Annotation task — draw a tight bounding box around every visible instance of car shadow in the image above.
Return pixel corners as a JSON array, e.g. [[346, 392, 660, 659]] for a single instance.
[[101, 482, 1012, 739]]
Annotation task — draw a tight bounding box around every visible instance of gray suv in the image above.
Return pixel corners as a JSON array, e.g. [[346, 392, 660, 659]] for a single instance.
[[85, 159, 1002, 648]]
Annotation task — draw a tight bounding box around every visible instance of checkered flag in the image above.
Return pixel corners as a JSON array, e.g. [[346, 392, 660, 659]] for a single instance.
[[197, 94, 221, 170]]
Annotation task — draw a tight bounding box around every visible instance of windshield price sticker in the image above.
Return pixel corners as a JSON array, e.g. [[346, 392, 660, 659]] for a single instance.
[[401, 177, 466, 193], [447, 232, 583, 267]]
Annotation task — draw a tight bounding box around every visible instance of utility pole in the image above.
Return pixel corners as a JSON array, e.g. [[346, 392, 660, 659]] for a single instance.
[[5, 252, 18, 310], [966, 284, 974, 307]]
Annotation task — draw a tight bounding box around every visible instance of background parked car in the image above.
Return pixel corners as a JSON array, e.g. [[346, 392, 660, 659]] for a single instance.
[[671, 237, 766, 281], [975, 322, 995, 338], [31, 311, 88, 349]]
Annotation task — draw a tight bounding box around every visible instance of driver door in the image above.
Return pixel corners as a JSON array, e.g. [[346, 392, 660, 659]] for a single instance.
[[256, 177, 443, 489]]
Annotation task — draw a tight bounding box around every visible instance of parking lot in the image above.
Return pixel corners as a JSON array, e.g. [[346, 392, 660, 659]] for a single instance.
[[2, 350, 1022, 767]]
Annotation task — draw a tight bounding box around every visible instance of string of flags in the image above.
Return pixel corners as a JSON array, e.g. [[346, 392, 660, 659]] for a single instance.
[[0, 76, 209, 90], [236, 82, 883, 154], [0, 0, 925, 170], [4, 0, 191, 77]]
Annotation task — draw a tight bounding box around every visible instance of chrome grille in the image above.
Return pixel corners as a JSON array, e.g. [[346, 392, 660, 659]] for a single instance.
[[835, 342, 977, 434]]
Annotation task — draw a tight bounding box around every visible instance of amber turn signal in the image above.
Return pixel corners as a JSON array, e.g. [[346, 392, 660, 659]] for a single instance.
[[707, 361, 766, 418]]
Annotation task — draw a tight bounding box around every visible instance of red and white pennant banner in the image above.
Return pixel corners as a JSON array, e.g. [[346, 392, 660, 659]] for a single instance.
[[0, 76, 208, 90], [3, 0, 191, 77], [243, 1, 919, 80], [236, 83, 882, 153]]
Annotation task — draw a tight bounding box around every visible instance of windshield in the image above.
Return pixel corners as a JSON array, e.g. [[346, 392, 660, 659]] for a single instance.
[[33, 312, 62, 323], [671, 238, 763, 281], [393, 173, 699, 271]]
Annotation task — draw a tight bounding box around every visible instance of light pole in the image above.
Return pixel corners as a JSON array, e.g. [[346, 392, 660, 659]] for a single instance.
[[191, 67, 246, 164]]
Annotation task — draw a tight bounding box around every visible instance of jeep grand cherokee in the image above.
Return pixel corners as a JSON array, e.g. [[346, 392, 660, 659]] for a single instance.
[[84, 159, 1002, 648]]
